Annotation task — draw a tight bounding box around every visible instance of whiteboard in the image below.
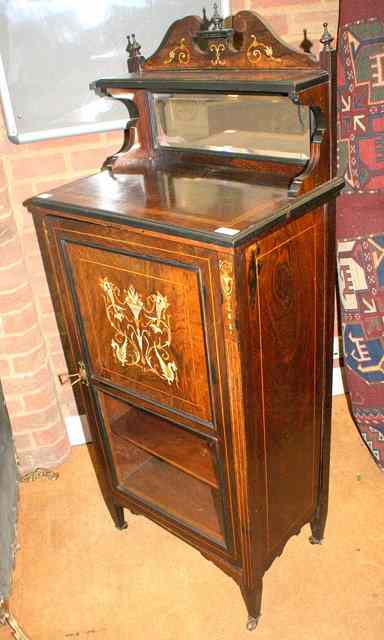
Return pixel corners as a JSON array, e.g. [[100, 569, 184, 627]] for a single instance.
[[0, 1, 231, 144]]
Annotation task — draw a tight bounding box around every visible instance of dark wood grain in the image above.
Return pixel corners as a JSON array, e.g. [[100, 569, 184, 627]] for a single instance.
[[254, 219, 319, 555], [63, 239, 214, 425]]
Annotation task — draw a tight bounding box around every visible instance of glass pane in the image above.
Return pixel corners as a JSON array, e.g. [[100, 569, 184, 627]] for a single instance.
[[154, 94, 311, 161], [98, 392, 227, 546]]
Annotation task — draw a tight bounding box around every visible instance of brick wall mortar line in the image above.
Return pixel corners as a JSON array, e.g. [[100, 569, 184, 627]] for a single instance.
[[0, 280, 29, 296], [32, 418, 64, 435], [20, 378, 56, 397], [9, 361, 49, 379], [9, 400, 58, 418], [13, 425, 57, 437], [0, 356, 15, 376], [32, 432, 70, 450], [1, 154, 22, 236], [0, 300, 33, 317], [0, 257, 24, 271], [0, 321, 39, 338], [1, 338, 45, 358], [20, 417, 64, 435], [4, 143, 115, 159], [0, 234, 17, 249], [258, 4, 325, 15], [1, 361, 47, 382]]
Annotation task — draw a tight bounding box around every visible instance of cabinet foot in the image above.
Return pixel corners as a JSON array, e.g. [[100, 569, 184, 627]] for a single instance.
[[107, 503, 127, 530], [310, 515, 326, 545], [240, 579, 263, 631], [246, 615, 260, 632]]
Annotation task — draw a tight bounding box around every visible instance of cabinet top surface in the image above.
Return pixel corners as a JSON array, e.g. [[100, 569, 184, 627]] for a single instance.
[[26, 162, 343, 247]]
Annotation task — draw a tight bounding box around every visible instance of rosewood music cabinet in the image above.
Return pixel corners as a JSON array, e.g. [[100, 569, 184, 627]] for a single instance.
[[25, 9, 344, 631]]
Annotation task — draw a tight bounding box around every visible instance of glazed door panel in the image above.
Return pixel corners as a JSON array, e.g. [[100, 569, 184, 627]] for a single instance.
[[61, 238, 214, 426], [96, 390, 228, 547]]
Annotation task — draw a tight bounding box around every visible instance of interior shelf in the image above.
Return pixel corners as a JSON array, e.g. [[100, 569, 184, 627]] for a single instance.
[[98, 392, 226, 544], [113, 437, 225, 544], [108, 401, 219, 489]]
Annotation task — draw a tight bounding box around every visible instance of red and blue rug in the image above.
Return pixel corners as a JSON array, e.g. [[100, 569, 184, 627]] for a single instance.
[[337, 0, 384, 470]]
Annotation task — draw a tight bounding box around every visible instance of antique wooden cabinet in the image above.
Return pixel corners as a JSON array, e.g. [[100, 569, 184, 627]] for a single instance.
[[25, 10, 344, 631]]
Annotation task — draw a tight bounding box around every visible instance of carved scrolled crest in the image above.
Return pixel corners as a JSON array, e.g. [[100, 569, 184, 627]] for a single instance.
[[143, 10, 318, 72]]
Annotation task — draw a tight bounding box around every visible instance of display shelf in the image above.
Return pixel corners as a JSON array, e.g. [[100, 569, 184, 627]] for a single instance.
[[113, 436, 225, 543], [109, 400, 218, 488]]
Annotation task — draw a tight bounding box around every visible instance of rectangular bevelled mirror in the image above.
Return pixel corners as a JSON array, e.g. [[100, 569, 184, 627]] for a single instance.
[[153, 94, 312, 162]]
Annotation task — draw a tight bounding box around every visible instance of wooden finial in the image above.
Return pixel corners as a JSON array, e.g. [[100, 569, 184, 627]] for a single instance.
[[300, 29, 313, 55], [320, 22, 334, 51], [126, 33, 145, 73], [201, 8, 211, 31]]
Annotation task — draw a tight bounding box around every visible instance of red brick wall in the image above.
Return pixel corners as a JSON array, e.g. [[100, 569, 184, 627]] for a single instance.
[[0, 1, 339, 472], [0, 106, 123, 473], [233, 0, 339, 56]]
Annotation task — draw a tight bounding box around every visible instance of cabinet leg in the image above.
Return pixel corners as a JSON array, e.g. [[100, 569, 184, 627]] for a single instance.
[[309, 417, 331, 545], [309, 204, 335, 547], [240, 579, 263, 632], [309, 511, 325, 544], [310, 397, 331, 545], [108, 502, 128, 530], [85, 445, 127, 530]]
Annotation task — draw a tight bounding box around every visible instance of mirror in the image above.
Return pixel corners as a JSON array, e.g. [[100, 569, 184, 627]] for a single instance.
[[153, 93, 311, 162]]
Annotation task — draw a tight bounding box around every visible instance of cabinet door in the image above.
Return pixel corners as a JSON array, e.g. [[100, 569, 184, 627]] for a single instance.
[[52, 221, 221, 430], [41, 215, 237, 556]]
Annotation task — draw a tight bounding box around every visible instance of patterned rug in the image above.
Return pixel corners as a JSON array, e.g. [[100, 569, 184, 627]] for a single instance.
[[337, 0, 384, 471]]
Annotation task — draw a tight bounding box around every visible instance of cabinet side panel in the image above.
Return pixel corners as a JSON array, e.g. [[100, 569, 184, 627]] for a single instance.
[[257, 223, 319, 555]]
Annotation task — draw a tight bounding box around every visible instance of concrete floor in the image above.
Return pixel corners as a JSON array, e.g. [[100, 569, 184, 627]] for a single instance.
[[1, 395, 383, 640]]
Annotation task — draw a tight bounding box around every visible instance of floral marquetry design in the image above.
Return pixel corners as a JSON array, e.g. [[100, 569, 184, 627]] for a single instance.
[[164, 38, 191, 66], [209, 43, 226, 66], [100, 277, 179, 386], [246, 34, 281, 65]]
